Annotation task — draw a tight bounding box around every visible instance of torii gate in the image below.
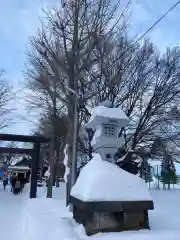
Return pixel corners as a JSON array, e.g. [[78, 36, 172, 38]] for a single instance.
[[0, 133, 50, 198]]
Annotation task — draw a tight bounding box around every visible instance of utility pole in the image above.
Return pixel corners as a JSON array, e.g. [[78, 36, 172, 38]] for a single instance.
[[63, 85, 78, 189], [71, 93, 78, 189], [52, 75, 57, 186]]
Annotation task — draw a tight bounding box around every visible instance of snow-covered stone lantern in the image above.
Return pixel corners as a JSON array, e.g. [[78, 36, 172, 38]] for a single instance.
[[70, 100, 154, 236], [86, 100, 129, 163]]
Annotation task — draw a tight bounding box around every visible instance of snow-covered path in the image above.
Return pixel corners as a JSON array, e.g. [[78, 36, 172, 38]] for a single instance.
[[0, 183, 74, 240], [0, 185, 29, 240], [22, 191, 75, 240]]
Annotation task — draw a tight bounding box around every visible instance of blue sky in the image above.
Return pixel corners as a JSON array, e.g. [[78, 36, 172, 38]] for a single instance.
[[131, 0, 180, 50], [0, 0, 180, 135], [0, 0, 56, 135]]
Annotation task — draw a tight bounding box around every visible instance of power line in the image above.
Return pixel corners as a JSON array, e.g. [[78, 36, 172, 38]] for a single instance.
[[138, 0, 180, 41], [108, 0, 180, 89]]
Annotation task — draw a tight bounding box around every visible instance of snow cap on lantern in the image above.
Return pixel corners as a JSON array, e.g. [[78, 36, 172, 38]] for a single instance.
[[71, 153, 152, 202], [86, 100, 129, 162]]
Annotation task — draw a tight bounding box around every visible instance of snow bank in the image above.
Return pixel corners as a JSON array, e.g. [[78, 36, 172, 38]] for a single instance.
[[73, 223, 180, 240], [44, 167, 50, 178], [22, 183, 73, 240], [71, 153, 152, 201], [63, 144, 70, 183], [71, 189, 180, 239]]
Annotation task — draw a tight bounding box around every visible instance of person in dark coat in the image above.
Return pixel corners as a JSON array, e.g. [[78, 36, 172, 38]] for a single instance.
[[20, 178, 25, 193], [10, 174, 17, 192], [3, 178, 8, 190], [13, 180, 21, 195]]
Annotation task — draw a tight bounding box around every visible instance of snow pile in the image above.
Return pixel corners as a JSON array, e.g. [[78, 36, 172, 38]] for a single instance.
[[63, 144, 70, 183], [71, 153, 152, 201], [21, 183, 73, 240], [10, 157, 22, 166], [44, 167, 50, 178], [71, 189, 180, 240], [73, 223, 180, 240]]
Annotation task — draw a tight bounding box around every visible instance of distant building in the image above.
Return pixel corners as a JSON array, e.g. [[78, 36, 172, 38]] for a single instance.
[[8, 157, 31, 182]]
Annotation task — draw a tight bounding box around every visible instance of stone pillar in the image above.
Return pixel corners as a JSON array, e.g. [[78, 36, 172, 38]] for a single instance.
[[30, 142, 40, 198]]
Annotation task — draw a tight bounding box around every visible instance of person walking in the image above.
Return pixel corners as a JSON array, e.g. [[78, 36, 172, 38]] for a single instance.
[[20, 178, 25, 193], [3, 178, 8, 190], [13, 179, 21, 195], [10, 174, 16, 192]]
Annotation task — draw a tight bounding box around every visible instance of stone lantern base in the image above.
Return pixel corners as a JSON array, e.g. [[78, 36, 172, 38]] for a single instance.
[[70, 196, 154, 236]]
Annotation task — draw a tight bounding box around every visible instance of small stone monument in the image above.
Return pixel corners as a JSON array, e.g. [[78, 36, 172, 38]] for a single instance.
[[70, 100, 154, 236]]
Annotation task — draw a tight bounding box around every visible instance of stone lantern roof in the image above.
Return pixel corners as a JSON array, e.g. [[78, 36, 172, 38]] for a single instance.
[[86, 100, 129, 130]]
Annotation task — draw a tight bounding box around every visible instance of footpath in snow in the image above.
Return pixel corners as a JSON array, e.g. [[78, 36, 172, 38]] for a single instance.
[[0, 182, 180, 240], [0, 183, 74, 240], [0, 183, 28, 240], [22, 184, 76, 240]]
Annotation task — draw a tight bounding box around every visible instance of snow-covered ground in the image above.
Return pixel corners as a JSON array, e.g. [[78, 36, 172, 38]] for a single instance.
[[72, 189, 180, 240], [0, 182, 180, 240]]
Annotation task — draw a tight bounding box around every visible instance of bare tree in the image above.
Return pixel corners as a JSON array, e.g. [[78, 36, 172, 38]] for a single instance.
[[25, 0, 180, 182], [91, 42, 180, 164], [37, 114, 69, 195], [123, 47, 180, 155], [0, 69, 15, 130], [5, 141, 18, 164], [78, 41, 180, 167], [25, 0, 131, 195], [37, 115, 68, 164]]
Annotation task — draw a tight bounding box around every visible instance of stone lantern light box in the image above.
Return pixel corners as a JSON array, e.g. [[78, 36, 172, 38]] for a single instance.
[[86, 100, 129, 162], [70, 100, 154, 236]]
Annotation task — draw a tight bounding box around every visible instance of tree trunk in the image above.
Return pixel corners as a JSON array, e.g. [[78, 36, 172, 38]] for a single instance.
[[47, 172, 53, 198], [67, 93, 75, 167], [47, 142, 54, 198], [52, 149, 56, 186]]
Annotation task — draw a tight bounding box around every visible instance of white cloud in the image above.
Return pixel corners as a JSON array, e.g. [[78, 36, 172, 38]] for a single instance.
[[131, 1, 150, 24]]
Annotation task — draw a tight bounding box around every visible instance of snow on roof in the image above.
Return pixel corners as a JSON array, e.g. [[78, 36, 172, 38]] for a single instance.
[[71, 153, 152, 202], [10, 157, 22, 166], [8, 166, 30, 171], [86, 106, 129, 129]]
